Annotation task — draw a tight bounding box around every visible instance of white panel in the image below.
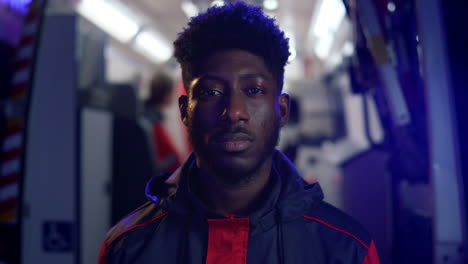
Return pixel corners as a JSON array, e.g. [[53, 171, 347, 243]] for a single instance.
[[415, 0, 465, 262], [81, 108, 112, 264], [22, 14, 78, 264]]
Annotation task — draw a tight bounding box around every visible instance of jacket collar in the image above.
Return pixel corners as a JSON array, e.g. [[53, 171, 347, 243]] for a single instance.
[[145, 149, 324, 234]]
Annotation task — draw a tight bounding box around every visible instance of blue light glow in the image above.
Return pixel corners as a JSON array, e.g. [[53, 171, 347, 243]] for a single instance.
[[0, 0, 33, 14]]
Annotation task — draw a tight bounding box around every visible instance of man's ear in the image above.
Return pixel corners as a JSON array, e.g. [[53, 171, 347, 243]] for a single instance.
[[278, 92, 290, 127], [178, 95, 189, 126]]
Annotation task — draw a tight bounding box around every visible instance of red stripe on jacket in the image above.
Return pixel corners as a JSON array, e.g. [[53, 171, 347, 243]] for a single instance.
[[362, 240, 380, 264], [303, 215, 380, 264], [206, 217, 250, 264], [98, 212, 169, 264]]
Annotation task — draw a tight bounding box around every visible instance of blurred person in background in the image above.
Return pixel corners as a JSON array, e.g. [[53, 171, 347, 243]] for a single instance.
[[144, 71, 183, 172], [98, 2, 380, 263]]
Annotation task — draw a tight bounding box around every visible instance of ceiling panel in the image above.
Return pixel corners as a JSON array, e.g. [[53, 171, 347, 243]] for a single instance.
[[119, 0, 317, 57]]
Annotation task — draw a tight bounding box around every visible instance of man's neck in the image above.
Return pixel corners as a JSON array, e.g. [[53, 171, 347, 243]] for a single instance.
[[191, 158, 273, 216]]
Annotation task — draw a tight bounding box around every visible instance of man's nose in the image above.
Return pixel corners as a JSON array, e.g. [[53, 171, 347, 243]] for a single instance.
[[220, 92, 249, 123]]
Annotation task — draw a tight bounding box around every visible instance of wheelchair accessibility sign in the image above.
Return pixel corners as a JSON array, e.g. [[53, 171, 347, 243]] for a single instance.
[[42, 221, 74, 252]]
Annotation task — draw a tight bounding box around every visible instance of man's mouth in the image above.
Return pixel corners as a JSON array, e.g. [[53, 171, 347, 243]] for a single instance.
[[213, 133, 253, 152]]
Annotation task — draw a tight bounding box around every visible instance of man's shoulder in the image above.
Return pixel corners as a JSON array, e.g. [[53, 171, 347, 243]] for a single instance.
[[302, 201, 372, 248], [102, 201, 168, 248]]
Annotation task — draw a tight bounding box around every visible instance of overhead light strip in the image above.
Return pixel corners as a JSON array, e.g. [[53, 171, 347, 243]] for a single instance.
[[134, 30, 173, 63], [308, 0, 346, 59], [77, 0, 140, 43], [77, 0, 173, 63]]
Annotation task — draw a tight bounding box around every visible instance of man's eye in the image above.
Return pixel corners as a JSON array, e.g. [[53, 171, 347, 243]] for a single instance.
[[200, 89, 223, 97], [246, 87, 264, 95]]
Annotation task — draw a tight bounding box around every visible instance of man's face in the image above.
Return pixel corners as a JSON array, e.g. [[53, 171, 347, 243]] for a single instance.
[[179, 49, 290, 185]]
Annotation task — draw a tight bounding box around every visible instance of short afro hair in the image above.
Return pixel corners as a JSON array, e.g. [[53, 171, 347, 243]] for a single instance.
[[174, 1, 290, 93]]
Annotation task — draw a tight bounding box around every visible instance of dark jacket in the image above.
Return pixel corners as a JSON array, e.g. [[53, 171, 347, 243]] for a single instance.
[[98, 150, 380, 264]]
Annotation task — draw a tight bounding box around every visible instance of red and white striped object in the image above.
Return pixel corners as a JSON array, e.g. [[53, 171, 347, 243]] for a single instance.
[[0, 0, 43, 224]]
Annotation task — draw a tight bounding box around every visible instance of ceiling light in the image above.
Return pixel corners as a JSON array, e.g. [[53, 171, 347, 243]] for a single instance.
[[134, 31, 173, 63], [77, 0, 139, 43], [211, 0, 224, 7], [313, 0, 345, 37], [387, 2, 396, 12], [181, 1, 199, 18], [314, 34, 333, 59], [309, 0, 346, 59], [341, 41, 354, 56], [263, 0, 278, 11]]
